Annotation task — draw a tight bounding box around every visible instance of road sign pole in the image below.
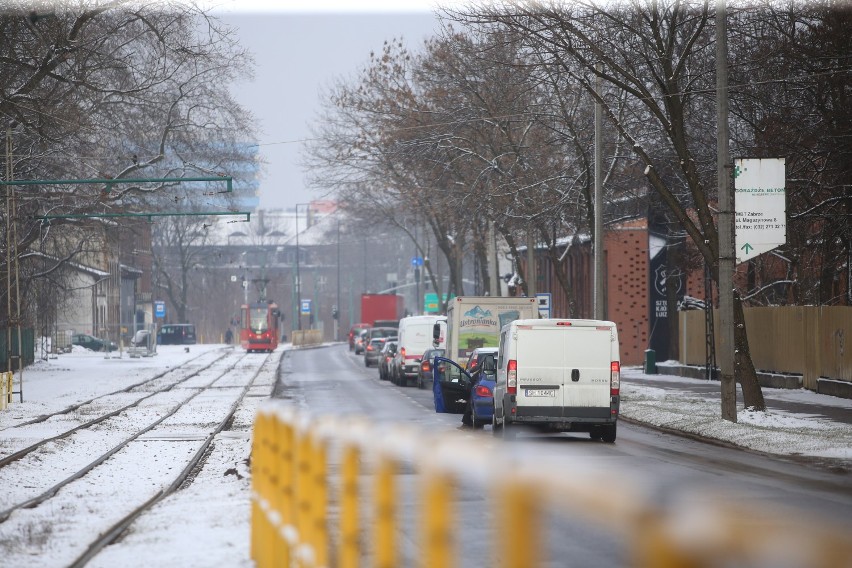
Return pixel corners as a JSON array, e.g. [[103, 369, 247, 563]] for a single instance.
[[717, 0, 737, 423]]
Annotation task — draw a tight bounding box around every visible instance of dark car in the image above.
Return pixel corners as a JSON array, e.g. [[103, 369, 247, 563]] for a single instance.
[[364, 336, 394, 367], [378, 340, 398, 381], [354, 329, 369, 355], [416, 348, 445, 390], [348, 323, 371, 351], [157, 323, 197, 345], [71, 333, 117, 352], [360, 326, 396, 358], [461, 347, 499, 428], [364, 326, 397, 343]]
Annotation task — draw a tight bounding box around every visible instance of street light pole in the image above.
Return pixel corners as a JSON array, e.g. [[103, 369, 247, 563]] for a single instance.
[[295, 204, 302, 331]]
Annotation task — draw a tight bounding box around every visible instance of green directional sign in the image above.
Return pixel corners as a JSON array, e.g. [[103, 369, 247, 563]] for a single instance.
[[741, 243, 753, 254]]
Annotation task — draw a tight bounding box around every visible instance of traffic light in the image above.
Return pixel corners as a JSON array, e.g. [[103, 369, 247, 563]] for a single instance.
[[332, 305, 339, 320]]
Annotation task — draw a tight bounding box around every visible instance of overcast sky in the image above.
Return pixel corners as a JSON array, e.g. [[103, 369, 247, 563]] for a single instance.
[[211, 5, 442, 210]]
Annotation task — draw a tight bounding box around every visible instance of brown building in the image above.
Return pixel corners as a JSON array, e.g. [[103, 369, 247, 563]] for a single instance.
[[518, 217, 703, 366]]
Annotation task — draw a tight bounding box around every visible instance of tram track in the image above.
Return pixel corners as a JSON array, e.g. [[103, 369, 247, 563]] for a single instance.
[[67, 349, 282, 567], [0, 347, 226, 434], [0, 349, 260, 525], [0, 347, 232, 468]]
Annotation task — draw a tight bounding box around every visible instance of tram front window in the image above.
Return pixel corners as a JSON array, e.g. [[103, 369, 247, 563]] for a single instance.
[[250, 308, 268, 332]]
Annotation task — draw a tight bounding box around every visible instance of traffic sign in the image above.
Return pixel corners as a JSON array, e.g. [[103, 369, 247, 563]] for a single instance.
[[300, 299, 311, 315], [411, 256, 423, 267], [154, 301, 166, 318], [536, 292, 551, 318], [734, 158, 786, 263]]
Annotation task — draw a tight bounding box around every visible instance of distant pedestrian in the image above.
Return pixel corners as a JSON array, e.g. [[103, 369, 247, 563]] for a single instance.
[[224, 328, 233, 344]]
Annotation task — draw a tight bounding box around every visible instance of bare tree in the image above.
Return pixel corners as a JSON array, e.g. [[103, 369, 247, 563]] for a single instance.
[[451, 1, 771, 409], [1, 1, 258, 330]]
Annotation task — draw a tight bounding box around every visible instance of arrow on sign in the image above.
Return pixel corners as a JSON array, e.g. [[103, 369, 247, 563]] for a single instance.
[[741, 243, 753, 254]]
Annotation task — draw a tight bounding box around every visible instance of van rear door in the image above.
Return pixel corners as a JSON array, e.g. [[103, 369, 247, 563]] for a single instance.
[[514, 326, 565, 411], [559, 324, 612, 409], [515, 323, 612, 414]]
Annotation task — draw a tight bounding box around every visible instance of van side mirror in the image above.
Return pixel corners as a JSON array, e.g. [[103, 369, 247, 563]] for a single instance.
[[433, 323, 440, 341]]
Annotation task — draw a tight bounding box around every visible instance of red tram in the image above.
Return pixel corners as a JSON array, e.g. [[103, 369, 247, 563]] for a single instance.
[[240, 302, 281, 353]]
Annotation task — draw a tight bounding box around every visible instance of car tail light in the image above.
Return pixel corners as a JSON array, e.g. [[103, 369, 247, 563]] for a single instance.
[[507, 359, 517, 395], [367, 345, 374, 352], [421, 360, 430, 372], [475, 385, 492, 397], [400, 347, 406, 359], [611, 361, 620, 395]]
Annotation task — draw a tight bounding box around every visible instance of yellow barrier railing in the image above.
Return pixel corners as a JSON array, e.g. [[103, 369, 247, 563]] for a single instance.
[[0, 371, 13, 411], [291, 329, 323, 348], [251, 403, 852, 568]]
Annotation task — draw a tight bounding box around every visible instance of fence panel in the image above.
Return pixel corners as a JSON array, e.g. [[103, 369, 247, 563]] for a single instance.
[[0, 328, 35, 371], [679, 306, 852, 387]]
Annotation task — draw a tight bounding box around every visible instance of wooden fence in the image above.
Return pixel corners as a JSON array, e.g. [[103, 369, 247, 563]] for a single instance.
[[679, 306, 852, 390]]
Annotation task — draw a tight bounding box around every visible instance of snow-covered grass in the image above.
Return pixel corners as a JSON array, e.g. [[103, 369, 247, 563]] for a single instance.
[[620, 367, 852, 462]]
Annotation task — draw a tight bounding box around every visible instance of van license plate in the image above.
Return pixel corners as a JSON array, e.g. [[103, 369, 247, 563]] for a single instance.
[[526, 389, 555, 397]]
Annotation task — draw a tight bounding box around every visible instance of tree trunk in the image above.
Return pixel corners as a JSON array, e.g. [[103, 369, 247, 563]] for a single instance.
[[733, 291, 766, 410]]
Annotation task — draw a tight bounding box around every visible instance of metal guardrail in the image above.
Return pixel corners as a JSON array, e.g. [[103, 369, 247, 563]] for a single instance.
[[251, 402, 852, 568], [0, 371, 13, 410]]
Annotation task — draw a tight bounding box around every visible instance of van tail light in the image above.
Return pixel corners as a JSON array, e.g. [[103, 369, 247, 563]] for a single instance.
[[611, 361, 620, 395], [421, 360, 430, 372], [475, 385, 493, 397], [507, 359, 517, 395]]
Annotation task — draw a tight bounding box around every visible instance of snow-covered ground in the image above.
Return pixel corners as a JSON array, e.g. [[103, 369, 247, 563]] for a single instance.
[[0, 344, 850, 567]]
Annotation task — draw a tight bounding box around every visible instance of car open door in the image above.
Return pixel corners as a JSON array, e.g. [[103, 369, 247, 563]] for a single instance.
[[432, 357, 472, 414]]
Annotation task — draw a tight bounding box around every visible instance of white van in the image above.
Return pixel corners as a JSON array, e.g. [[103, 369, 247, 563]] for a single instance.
[[493, 319, 620, 442], [393, 315, 446, 386]]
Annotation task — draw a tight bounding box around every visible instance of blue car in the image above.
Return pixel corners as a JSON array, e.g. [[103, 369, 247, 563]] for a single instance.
[[462, 348, 499, 428], [433, 348, 498, 429]]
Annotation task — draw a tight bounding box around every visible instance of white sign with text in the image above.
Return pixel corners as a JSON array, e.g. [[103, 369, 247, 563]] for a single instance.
[[734, 158, 786, 263]]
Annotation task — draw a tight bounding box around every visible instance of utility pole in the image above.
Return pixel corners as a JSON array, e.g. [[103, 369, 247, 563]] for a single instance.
[[5, 125, 23, 401], [526, 224, 536, 297], [716, 0, 737, 422], [488, 220, 499, 297], [294, 204, 303, 331], [594, 63, 605, 320]]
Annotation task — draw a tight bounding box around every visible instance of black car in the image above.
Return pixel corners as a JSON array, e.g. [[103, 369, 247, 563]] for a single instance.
[[416, 348, 446, 389], [157, 324, 197, 345], [71, 333, 117, 352], [364, 336, 394, 367], [378, 340, 398, 381]]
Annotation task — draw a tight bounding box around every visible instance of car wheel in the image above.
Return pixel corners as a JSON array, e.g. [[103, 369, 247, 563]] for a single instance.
[[472, 410, 485, 430], [601, 424, 617, 443], [492, 413, 503, 436], [365, 359, 370, 367], [501, 418, 517, 440], [417, 377, 424, 389]]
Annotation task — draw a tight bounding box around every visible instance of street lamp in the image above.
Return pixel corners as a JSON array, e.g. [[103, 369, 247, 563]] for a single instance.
[[294, 203, 309, 331]]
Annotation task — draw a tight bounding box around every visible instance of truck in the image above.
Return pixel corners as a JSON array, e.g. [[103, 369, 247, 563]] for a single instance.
[[438, 296, 538, 364], [360, 293, 404, 327]]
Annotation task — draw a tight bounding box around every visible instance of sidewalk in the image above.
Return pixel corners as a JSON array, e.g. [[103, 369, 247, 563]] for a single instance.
[[621, 365, 852, 466]]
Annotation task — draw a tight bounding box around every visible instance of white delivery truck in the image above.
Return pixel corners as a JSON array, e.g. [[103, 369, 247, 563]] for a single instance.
[[394, 315, 446, 386], [436, 296, 538, 364], [492, 319, 621, 442]]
